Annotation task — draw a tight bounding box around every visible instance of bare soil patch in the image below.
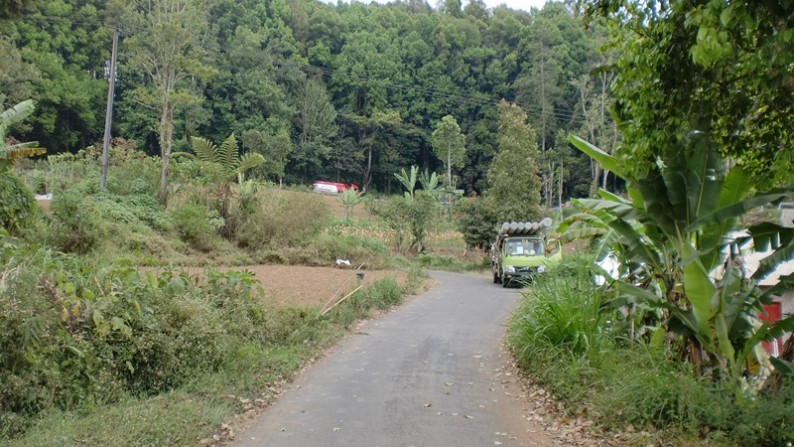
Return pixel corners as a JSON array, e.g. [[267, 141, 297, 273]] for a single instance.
[[181, 265, 406, 309]]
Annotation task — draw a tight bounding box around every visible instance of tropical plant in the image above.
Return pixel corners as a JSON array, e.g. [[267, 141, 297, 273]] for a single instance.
[[418, 169, 441, 198], [564, 133, 794, 387], [189, 133, 264, 225], [0, 100, 45, 233], [337, 188, 363, 220], [0, 100, 46, 171], [394, 165, 419, 199]]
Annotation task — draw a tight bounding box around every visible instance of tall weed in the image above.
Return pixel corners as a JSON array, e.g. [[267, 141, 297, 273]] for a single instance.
[[510, 256, 611, 365], [236, 190, 330, 249]]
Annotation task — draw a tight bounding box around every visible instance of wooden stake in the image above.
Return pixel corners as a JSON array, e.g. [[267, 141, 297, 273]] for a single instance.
[[320, 285, 364, 316]]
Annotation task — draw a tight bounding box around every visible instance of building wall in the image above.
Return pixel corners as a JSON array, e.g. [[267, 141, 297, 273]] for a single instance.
[[779, 289, 794, 317]]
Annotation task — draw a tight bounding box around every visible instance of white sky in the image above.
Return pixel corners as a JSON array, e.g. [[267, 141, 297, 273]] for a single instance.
[[320, 0, 550, 13], [481, 0, 548, 12]]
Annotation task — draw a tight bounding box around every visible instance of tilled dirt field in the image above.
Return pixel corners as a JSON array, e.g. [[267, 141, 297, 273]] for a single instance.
[[181, 265, 407, 309]]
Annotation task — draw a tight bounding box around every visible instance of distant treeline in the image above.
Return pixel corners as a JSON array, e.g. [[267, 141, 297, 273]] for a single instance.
[[2, 0, 614, 198]]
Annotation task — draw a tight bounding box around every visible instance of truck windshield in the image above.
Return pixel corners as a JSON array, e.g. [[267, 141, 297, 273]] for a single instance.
[[505, 238, 544, 256]]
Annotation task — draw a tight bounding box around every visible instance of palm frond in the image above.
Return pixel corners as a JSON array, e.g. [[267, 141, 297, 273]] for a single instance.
[[190, 136, 218, 164], [236, 152, 264, 174], [218, 133, 238, 171]]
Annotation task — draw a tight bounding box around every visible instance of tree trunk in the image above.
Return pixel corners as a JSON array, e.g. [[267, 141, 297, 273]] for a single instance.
[[159, 97, 173, 205], [363, 143, 373, 192], [447, 149, 452, 187], [540, 56, 548, 207]]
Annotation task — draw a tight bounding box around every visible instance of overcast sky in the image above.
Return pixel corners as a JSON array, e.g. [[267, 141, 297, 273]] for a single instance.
[[320, 0, 551, 13], [480, 0, 548, 11]]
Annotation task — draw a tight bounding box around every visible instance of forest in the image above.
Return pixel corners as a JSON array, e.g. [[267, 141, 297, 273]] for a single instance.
[[2, 0, 613, 200]]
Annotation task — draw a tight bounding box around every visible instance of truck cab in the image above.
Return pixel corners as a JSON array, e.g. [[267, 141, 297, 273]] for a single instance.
[[491, 219, 560, 287]]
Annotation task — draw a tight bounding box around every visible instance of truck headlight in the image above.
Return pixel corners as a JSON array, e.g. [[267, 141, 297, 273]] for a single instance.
[[537, 265, 546, 274], [504, 265, 515, 273]]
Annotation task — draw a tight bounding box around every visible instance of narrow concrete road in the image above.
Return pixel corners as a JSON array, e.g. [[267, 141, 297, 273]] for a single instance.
[[232, 271, 555, 447]]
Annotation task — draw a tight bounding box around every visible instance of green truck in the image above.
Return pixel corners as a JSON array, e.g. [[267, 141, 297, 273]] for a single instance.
[[491, 218, 560, 287]]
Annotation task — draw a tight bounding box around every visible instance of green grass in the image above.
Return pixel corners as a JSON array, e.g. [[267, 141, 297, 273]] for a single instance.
[[507, 256, 794, 447]]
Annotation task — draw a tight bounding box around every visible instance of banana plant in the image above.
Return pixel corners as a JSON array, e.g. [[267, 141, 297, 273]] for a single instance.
[[566, 133, 794, 385], [1, 100, 46, 171], [394, 165, 418, 200]]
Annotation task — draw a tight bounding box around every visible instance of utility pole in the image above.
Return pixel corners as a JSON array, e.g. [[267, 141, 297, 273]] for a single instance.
[[100, 27, 120, 190]]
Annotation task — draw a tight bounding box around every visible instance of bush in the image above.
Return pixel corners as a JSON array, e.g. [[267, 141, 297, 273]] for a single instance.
[[0, 172, 35, 233], [171, 203, 223, 252], [0, 238, 278, 437], [454, 196, 498, 250], [49, 190, 105, 253], [372, 192, 439, 253]]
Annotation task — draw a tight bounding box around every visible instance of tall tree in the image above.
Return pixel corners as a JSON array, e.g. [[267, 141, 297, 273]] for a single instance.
[[291, 78, 337, 180], [0, 0, 34, 19], [346, 108, 402, 191], [242, 128, 292, 186], [430, 114, 466, 187], [5, 0, 110, 152], [0, 36, 39, 109], [486, 100, 542, 221], [123, 0, 214, 204], [581, 0, 794, 186]]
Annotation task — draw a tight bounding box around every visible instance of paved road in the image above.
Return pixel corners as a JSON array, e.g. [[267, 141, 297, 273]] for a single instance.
[[232, 271, 555, 447]]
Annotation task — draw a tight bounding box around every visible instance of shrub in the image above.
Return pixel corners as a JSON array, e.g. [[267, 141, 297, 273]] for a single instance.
[[453, 196, 498, 250], [0, 172, 35, 233], [224, 180, 261, 237], [0, 237, 279, 437], [171, 203, 222, 252], [49, 190, 105, 253], [371, 192, 439, 253]]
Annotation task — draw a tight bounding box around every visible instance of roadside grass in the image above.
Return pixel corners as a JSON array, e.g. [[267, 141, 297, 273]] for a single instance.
[[508, 255, 794, 447], [2, 265, 427, 447]]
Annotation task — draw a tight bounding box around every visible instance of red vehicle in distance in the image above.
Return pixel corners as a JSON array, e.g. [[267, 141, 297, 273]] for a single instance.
[[312, 181, 359, 195]]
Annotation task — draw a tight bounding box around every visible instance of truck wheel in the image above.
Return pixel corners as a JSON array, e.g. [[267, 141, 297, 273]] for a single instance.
[[501, 276, 509, 288]]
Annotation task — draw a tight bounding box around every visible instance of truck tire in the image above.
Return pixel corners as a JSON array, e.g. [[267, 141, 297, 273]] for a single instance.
[[501, 276, 509, 288]]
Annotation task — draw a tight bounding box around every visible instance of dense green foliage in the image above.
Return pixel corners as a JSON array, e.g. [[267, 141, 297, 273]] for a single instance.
[[0, 174, 34, 233], [1, 0, 612, 200], [510, 259, 794, 446], [0, 227, 425, 441], [562, 134, 794, 386], [581, 0, 794, 186]]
